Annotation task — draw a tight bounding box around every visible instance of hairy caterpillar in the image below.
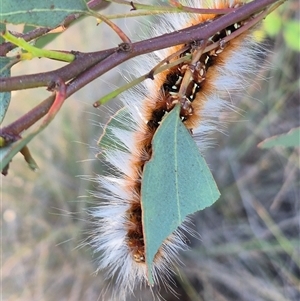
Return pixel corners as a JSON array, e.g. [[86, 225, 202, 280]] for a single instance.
[[90, 0, 265, 299]]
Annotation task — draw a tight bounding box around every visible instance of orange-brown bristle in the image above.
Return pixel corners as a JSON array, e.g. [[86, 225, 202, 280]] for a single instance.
[[126, 203, 145, 262]]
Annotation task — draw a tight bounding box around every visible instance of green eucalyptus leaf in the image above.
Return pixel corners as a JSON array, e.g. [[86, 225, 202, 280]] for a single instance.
[[0, 57, 12, 124], [141, 105, 220, 283], [1, 0, 88, 27], [258, 127, 300, 149]]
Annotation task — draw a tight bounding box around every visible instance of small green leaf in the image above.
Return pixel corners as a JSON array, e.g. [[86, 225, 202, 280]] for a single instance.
[[141, 105, 220, 283], [1, 0, 88, 27], [98, 108, 131, 153], [258, 127, 300, 149], [0, 57, 12, 124], [283, 21, 300, 52]]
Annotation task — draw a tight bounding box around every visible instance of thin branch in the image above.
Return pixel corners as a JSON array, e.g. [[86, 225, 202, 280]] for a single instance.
[[65, 0, 282, 94], [106, 0, 235, 14], [89, 11, 132, 43], [0, 0, 284, 140], [0, 49, 115, 91], [0, 95, 55, 139], [94, 53, 192, 106], [0, 0, 282, 92]]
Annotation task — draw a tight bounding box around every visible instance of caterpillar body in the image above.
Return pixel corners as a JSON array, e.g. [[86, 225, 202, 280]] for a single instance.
[[91, 0, 263, 299]]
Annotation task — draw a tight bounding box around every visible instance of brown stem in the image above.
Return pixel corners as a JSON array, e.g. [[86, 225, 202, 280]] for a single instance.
[[0, 0, 283, 140], [64, 0, 281, 92], [0, 95, 55, 139], [93, 12, 132, 44], [0, 49, 115, 91], [1, 0, 280, 92]]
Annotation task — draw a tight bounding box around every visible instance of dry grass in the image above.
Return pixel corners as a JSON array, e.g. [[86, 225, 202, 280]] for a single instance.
[[2, 1, 299, 301]]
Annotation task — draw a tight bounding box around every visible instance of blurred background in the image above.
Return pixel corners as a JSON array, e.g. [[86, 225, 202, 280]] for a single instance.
[[2, 1, 299, 301]]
